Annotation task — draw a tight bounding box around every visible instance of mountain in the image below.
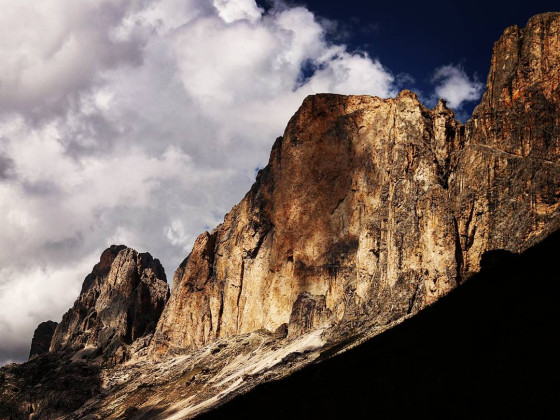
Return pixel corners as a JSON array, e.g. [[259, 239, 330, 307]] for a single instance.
[[1, 12, 559, 420], [0, 246, 169, 418]]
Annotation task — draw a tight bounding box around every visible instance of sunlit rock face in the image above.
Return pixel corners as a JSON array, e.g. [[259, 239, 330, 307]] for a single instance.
[[50, 245, 169, 365], [151, 14, 560, 359], [150, 91, 462, 356]]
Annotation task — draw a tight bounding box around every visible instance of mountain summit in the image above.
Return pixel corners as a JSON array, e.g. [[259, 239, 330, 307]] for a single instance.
[[1, 12, 559, 420]]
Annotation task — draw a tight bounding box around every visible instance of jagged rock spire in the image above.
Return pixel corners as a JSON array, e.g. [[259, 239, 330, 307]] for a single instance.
[[49, 245, 169, 365]]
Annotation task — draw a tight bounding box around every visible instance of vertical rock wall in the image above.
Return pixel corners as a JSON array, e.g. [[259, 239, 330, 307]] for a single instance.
[[451, 12, 560, 274]]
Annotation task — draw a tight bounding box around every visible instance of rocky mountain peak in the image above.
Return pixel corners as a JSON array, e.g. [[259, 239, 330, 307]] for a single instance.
[[468, 12, 560, 161], [149, 13, 559, 363], [149, 86, 470, 358], [455, 11, 560, 273], [79, 244, 127, 293], [49, 245, 169, 365]]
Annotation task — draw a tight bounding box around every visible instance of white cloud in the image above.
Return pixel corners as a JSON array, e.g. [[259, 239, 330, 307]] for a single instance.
[[0, 0, 152, 119], [212, 0, 263, 24], [432, 64, 484, 109], [309, 50, 395, 96], [0, 256, 98, 364]]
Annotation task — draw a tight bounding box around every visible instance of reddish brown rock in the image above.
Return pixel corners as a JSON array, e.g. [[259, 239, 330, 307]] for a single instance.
[[451, 12, 560, 275], [28, 321, 58, 360], [50, 245, 169, 364], [152, 90, 463, 357]]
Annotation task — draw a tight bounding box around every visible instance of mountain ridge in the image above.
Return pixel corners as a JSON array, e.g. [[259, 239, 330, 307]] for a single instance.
[[1, 11, 559, 419]]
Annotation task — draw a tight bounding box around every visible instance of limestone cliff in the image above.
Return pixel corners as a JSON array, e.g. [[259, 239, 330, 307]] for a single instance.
[[151, 91, 466, 356], [50, 245, 169, 364], [151, 14, 559, 358]]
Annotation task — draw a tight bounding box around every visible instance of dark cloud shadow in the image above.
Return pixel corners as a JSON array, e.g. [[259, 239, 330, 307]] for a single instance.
[[0, 154, 14, 180]]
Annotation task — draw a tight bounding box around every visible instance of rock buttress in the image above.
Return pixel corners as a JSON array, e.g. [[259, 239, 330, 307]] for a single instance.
[[451, 12, 560, 275], [152, 91, 465, 355]]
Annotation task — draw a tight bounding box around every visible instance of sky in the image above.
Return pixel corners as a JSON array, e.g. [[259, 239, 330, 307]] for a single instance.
[[0, 0, 558, 365]]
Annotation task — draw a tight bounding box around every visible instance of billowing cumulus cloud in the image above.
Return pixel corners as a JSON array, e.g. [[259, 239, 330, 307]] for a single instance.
[[432, 64, 484, 113], [0, 0, 399, 365]]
